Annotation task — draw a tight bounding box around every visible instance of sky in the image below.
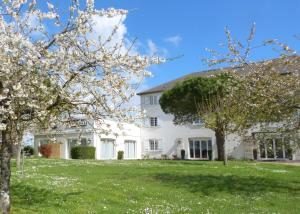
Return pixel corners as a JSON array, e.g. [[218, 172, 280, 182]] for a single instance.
[[22, 0, 300, 144], [37, 0, 300, 90], [88, 0, 300, 91]]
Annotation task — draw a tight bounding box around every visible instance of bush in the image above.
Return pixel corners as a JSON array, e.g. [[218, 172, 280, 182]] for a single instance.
[[39, 144, 52, 158], [23, 146, 34, 156], [161, 154, 169, 160], [117, 150, 124, 160], [71, 146, 95, 159]]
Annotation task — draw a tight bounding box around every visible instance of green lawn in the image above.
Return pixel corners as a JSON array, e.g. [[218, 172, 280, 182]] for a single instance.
[[10, 158, 300, 214]]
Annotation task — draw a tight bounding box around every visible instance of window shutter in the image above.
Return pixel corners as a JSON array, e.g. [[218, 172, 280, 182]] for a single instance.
[[158, 139, 163, 151], [146, 118, 150, 127], [154, 96, 158, 105], [157, 117, 162, 126], [145, 96, 150, 105], [144, 140, 149, 152], [141, 96, 145, 105]]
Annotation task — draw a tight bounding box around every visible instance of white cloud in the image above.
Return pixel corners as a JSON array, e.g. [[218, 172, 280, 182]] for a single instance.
[[147, 40, 158, 56], [91, 14, 127, 46], [146, 39, 168, 57], [164, 35, 182, 46], [89, 14, 139, 55]]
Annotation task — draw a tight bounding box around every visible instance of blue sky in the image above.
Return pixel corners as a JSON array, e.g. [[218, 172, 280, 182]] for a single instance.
[[53, 0, 300, 90], [97, 0, 300, 90]]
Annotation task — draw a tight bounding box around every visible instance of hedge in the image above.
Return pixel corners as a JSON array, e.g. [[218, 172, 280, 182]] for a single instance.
[[71, 146, 95, 159], [23, 146, 34, 156]]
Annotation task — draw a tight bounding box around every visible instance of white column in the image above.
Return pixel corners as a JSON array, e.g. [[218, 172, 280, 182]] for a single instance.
[[273, 139, 276, 159]]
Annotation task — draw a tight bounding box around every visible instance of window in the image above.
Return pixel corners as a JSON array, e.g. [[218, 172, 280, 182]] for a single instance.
[[149, 139, 159, 151], [189, 139, 212, 159], [67, 138, 90, 147], [80, 138, 87, 146], [150, 117, 158, 127], [150, 95, 158, 105], [193, 118, 203, 126], [101, 139, 115, 159], [40, 139, 49, 145], [124, 140, 136, 159], [144, 95, 158, 105]]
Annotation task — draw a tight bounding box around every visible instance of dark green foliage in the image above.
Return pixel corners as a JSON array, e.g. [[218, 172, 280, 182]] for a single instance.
[[117, 150, 124, 160], [23, 146, 34, 156], [159, 74, 231, 124], [160, 74, 232, 162], [71, 146, 95, 159]]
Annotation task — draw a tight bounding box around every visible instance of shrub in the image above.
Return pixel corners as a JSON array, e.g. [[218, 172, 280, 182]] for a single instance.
[[117, 150, 124, 160], [172, 154, 179, 160], [71, 146, 95, 159], [23, 146, 34, 156], [39, 144, 52, 158], [142, 154, 150, 160], [161, 154, 168, 160]]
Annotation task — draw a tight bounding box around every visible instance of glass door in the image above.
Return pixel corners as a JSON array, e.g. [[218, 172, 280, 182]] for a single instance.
[[101, 139, 115, 159], [125, 140, 136, 159], [189, 139, 212, 159], [67, 139, 77, 159], [259, 138, 289, 160]]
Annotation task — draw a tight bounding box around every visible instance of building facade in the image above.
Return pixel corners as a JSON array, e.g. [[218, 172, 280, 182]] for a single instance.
[[137, 71, 300, 161], [34, 69, 300, 161], [34, 119, 141, 160]]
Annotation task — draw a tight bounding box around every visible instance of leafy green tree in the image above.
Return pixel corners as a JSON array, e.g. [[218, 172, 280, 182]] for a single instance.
[[160, 74, 233, 164]]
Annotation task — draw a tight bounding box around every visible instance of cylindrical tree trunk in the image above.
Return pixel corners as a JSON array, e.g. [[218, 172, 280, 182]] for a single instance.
[[215, 129, 225, 161], [0, 130, 13, 214]]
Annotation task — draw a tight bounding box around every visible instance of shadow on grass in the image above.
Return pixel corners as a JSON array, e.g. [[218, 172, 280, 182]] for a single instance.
[[155, 173, 300, 196], [11, 183, 83, 211]]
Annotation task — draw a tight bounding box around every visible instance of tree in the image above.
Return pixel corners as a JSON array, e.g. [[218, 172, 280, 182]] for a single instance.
[[0, 1, 163, 212], [204, 24, 300, 153], [159, 74, 233, 164], [204, 24, 300, 137]]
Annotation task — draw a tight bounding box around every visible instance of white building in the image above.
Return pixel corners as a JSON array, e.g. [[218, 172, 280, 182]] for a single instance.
[[34, 119, 141, 160], [138, 71, 244, 160], [137, 70, 300, 161], [34, 70, 299, 161]]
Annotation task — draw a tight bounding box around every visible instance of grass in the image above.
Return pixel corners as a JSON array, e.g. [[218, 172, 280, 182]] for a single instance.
[[10, 158, 300, 214]]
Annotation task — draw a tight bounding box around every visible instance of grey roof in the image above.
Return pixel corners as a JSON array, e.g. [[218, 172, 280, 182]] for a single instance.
[[137, 55, 300, 96], [137, 67, 229, 95]]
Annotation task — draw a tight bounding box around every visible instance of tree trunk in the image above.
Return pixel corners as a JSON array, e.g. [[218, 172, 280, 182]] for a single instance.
[[0, 130, 12, 214], [16, 144, 21, 169], [215, 129, 225, 161], [215, 114, 227, 165]]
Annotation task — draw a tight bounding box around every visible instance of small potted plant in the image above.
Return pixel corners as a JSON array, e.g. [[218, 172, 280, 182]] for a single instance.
[[117, 150, 124, 160], [181, 149, 185, 160]]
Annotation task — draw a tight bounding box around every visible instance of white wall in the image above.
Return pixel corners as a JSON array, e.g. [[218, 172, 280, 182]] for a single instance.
[[94, 120, 141, 160], [34, 119, 142, 160], [140, 93, 219, 159]]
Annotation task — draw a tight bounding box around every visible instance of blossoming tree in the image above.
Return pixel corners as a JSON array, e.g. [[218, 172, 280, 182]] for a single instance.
[[0, 0, 163, 212], [204, 25, 300, 149]]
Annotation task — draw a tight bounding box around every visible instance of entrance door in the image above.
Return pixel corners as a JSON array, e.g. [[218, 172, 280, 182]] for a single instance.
[[68, 139, 77, 158], [101, 139, 115, 159], [124, 140, 136, 159], [189, 139, 212, 159], [259, 138, 289, 160]]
